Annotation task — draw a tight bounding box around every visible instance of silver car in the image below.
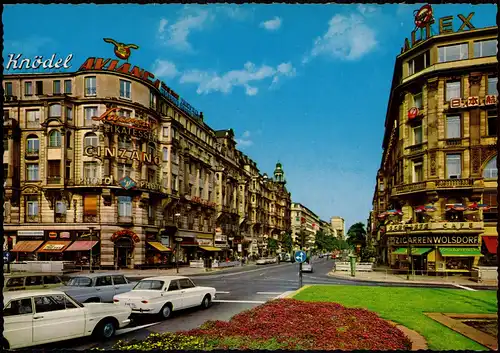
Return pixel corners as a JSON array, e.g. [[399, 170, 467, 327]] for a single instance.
[[301, 262, 313, 273]]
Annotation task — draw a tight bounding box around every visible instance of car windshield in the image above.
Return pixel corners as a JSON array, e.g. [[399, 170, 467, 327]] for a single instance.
[[66, 277, 92, 287], [133, 280, 164, 290], [65, 293, 85, 308]]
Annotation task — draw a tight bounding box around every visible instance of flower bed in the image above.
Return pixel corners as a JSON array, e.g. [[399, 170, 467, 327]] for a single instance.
[[111, 299, 412, 350]]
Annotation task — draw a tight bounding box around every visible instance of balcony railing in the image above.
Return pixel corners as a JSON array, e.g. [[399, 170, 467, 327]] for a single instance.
[[83, 214, 98, 223], [55, 214, 66, 223], [118, 216, 133, 224], [26, 215, 39, 223], [407, 143, 426, 154], [392, 178, 476, 196], [445, 138, 462, 146], [25, 149, 39, 158], [47, 176, 62, 184], [436, 178, 474, 188], [392, 181, 427, 195]]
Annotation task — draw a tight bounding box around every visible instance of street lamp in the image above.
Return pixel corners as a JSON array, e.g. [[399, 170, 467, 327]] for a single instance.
[[405, 224, 412, 280], [88, 226, 95, 273], [174, 213, 181, 274]]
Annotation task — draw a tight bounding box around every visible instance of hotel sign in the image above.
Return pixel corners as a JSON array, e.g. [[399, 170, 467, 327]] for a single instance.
[[92, 108, 158, 142], [389, 235, 479, 245], [449, 95, 497, 109], [387, 222, 483, 233], [84, 146, 160, 165]]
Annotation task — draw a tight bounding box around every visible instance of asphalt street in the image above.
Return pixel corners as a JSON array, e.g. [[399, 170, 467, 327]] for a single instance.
[[36, 258, 495, 350]]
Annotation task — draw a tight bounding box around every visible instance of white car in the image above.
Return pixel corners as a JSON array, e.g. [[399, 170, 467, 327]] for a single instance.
[[3, 289, 131, 350], [302, 262, 313, 273], [113, 276, 216, 320]]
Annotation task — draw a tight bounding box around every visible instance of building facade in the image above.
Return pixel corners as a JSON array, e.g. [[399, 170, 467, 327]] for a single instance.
[[330, 216, 345, 239], [3, 59, 291, 268], [291, 202, 321, 250], [370, 19, 497, 274]]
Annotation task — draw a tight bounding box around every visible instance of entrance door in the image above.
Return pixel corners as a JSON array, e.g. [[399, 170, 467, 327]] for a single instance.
[[114, 237, 134, 269]]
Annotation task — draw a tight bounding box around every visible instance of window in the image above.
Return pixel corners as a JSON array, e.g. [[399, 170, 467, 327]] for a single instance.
[[118, 135, 132, 149], [4, 298, 33, 316], [43, 276, 62, 285], [34, 295, 67, 313], [3, 163, 8, 180], [446, 115, 461, 139], [413, 92, 423, 109], [6, 277, 25, 288], [96, 276, 113, 287], [55, 201, 66, 214], [482, 191, 498, 222], [112, 275, 127, 285], [473, 39, 498, 58], [26, 195, 39, 216], [84, 106, 98, 124], [483, 156, 497, 179], [48, 160, 61, 180], [167, 280, 180, 291], [147, 143, 155, 156], [149, 91, 157, 108], [26, 163, 39, 181], [118, 196, 132, 217], [446, 154, 462, 179], [119, 80, 131, 99], [148, 168, 156, 183], [26, 110, 40, 127], [85, 76, 96, 96], [66, 277, 92, 287], [26, 136, 40, 153], [118, 109, 132, 118], [148, 204, 154, 218], [83, 162, 98, 178], [487, 110, 497, 136], [84, 132, 98, 147], [64, 80, 72, 94], [413, 124, 423, 144], [25, 82, 33, 95], [179, 278, 196, 289], [118, 163, 132, 178], [26, 276, 42, 286], [83, 195, 98, 217], [163, 147, 169, 161], [49, 130, 62, 147], [65, 106, 73, 121], [408, 51, 430, 75], [65, 161, 71, 179], [5, 82, 13, 96], [172, 175, 177, 191], [35, 81, 43, 95], [53, 80, 61, 94], [134, 280, 164, 290], [49, 104, 62, 118], [163, 127, 169, 137], [445, 80, 461, 101], [487, 76, 498, 96], [438, 43, 468, 63]]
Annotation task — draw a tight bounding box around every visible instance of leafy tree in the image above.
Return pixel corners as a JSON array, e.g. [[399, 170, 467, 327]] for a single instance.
[[267, 237, 278, 255], [314, 230, 328, 251], [294, 230, 308, 249], [279, 233, 293, 253], [346, 222, 367, 248]]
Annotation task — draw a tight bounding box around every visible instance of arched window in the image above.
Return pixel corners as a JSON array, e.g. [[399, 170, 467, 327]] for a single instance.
[[26, 134, 40, 153], [48, 130, 61, 147], [84, 132, 98, 147], [163, 147, 169, 161], [483, 156, 498, 179], [49, 104, 62, 118], [118, 135, 132, 149]]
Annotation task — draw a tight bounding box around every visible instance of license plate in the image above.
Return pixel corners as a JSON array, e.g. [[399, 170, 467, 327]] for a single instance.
[[125, 303, 136, 308]]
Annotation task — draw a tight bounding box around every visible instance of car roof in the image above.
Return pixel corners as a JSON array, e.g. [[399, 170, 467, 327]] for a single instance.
[[68, 272, 127, 278], [139, 276, 188, 282], [3, 289, 66, 302], [5, 272, 62, 278]]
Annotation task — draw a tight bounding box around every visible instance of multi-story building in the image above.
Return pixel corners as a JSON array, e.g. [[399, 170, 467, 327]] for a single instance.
[[291, 203, 321, 250], [370, 14, 497, 274], [330, 216, 345, 239], [3, 50, 291, 268], [320, 219, 336, 238]]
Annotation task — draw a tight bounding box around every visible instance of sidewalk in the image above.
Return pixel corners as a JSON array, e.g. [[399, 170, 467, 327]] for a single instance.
[[328, 268, 498, 287]]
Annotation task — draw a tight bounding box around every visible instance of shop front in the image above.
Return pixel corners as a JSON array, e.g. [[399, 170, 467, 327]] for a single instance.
[[479, 227, 497, 266], [175, 231, 199, 265], [214, 228, 229, 259], [36, 241, 72, 261], [11, 230, 45, 261], [111, 229, 140, 269], [145, 232, 172, 267]]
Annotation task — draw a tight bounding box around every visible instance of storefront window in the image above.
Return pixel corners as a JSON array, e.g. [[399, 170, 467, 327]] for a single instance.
[[445, 257, 472, 270]]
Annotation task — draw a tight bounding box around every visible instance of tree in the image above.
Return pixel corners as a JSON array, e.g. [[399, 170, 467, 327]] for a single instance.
[[314, 230, 328, 251], [267, 237, 278, 255], [346, 222, 367, 248], [279, 233, 293, 253], [294, 230, 308, 250]]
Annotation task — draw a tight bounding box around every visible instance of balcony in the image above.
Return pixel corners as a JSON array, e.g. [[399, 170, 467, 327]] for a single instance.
[[406, 142, 426, 154], [55, 214, 66, 223], [391, 178, 477, 196], [445, 138, 463, 146], [25, 149, 39, 159], [435, 178, 474, 189], [26, 215, 39, 223], [47, 176, 62, 185], [26, 121, 41, 129], [118, 216, 133, 224], [83, 214, 98, 223], [392, 181, 427, 195]]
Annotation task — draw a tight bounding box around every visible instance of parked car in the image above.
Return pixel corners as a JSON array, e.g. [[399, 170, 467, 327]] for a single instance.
[[2, 289, 131, 350], [3, 273, 64, 292], [256, 257, 278, 265], [113, 276, 216, 320], [301, 262, 313, 273], [59, 273, 136, 303]]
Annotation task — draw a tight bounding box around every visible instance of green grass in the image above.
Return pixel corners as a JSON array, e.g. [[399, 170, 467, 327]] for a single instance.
[[293, 285, 498, 351]]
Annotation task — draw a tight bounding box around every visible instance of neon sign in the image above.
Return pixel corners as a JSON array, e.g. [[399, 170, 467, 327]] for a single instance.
[[103, 38, 139, 61]]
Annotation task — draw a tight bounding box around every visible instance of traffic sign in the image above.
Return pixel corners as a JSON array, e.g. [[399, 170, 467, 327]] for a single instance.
[[295, 250, 307, 264]]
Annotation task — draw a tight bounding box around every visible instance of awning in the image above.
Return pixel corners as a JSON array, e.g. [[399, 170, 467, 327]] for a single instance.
[[147, 241, 171, 252], [196, 234, 214, 240], [392, 247, 432, 256], [200, 246, 222, 251], [482, 237, 497, 254], [11, 240, 44, 252], [66, 241, 99, 252], [439, 247, 483, 257], [36, 241, 71, 253]]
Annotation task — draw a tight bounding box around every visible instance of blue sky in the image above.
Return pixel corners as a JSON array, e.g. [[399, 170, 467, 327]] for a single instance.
[[3, 4, 497, 229]]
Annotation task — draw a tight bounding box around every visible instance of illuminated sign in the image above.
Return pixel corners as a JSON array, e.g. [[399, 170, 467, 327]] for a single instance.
[[408, 107, 420, 119], [401, 4, 475, 53], [103, 38, 139, 61], [78, 57, 200, 118], [119, 176, 136, 190], [389, 235, 479, 245], [84, 146, 161, 165], [5, 53, 73, 71], [449, 95, 497, 109], [191, 196, 217, 208], [92, 108, 152, 131]]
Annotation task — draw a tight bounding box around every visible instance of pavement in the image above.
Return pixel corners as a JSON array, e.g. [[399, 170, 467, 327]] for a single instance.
[[36, 258, 496, 351]]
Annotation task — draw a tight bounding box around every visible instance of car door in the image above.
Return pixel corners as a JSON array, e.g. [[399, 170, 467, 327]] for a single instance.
[[3, 297, 34, 349], [178, 278, 199, 308], [95, 275, 115, 302], [165, 280, 184, 310], [25, 276, 44, 290], [112, 275, 130, 296], [42, 275, 63, 289], [32, 294, 86, 345]]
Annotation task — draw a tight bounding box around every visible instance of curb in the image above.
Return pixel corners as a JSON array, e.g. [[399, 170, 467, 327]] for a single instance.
[[286, 285, 312, 298], [386, 320, 428, 351]]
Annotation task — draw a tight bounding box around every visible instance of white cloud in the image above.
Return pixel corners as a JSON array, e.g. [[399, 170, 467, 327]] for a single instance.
[[180, 61, 297, 96], [302, 13, 377, 63], [158, 18, 168, 33], [356, 4, 378, 16], [236, 130, 253, 148], [260, 17, 282, 31], [4, 36, 55, 57], [215, 5, 253, 21], [152, 59, 178, 79]]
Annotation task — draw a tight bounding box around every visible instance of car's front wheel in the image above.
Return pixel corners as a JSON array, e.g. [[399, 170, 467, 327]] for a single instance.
[[159, 303, 172, 319], [201, 294, 211, 309], [94, 318, 117, 340]]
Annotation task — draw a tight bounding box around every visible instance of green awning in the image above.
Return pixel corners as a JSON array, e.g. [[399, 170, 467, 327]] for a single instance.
[[392, 247, 432, 256], [439, 247, 483, 257]]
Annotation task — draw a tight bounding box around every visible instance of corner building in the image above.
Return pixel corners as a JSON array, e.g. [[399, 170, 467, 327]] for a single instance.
[[371, 25, 498, 274], [3, 61, 291, 268]]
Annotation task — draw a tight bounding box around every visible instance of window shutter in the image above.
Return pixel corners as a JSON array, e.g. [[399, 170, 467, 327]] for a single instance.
[[84, 195, 98, 216]]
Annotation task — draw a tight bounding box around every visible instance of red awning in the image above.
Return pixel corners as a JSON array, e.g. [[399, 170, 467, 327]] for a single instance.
[[482, 236, 498, 254], [66, 241, 99, 252]]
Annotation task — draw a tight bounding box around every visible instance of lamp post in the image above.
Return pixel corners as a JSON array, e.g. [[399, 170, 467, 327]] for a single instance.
[[88, 226, 95, 273], [174, 213, 181, 274], [405, 224, 412, 280]]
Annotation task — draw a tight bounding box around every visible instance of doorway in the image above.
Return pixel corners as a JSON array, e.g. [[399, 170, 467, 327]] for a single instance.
[[114, 237, 134, 269]]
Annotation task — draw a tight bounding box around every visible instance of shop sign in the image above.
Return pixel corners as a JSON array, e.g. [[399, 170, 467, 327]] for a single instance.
[[160, 237, 170, 247], [389, 235, 479, 245], [60, 232, 70, 239], [137, 181, 162, 192], [44, 244, 65, 251], [215, 235, 227, 242], [84, 146, 160, 165], [217, 243, 229, 249], [191, 196, 216, 208], [17, 230, 44, 237], [386, 222, 483, 233], [175, 237, 184, 242], [237, 244, 242, 252], [119, 176, 136, 190], [449, 95, 497, 109], [408, 107, 420, 120], [401, 4, 475, 53], [112, 229, 140, 243], [48, 232, 57, 239], [197, 238, 214, 246], [77, 176, 115, 186]]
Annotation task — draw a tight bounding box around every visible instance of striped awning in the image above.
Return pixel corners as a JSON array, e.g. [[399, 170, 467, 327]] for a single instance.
[[200, 246, 222, 251], [11, 240, 44, 252], [147, 241, 171, 252], [66, 241, 99, 252]]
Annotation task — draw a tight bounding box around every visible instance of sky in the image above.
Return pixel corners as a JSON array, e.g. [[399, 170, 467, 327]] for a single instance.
[[3, 3, 497, 230]]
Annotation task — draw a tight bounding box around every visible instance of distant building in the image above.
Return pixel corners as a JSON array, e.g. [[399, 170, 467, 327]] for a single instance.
[[330, 216, 345, 240], [291, 203, 320, 250]]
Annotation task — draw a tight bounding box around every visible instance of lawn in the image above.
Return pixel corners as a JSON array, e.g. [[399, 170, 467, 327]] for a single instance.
[[293, 285, 498, 351]]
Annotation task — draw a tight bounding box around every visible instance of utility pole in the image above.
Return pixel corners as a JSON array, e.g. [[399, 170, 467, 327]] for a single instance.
[[405, 224, 412, 280], [299, 225, 305, 288], [87, 227, 95, 273]]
